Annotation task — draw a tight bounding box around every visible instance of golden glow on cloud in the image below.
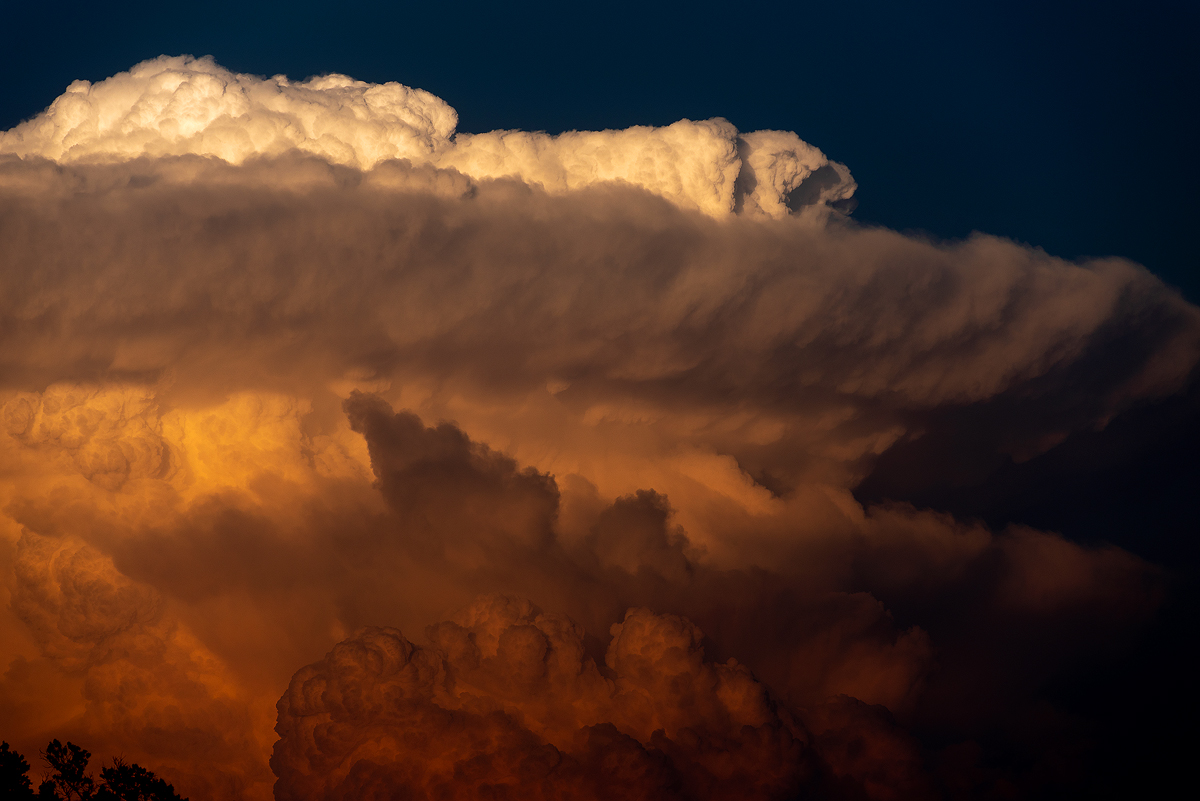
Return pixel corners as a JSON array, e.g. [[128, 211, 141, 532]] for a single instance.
[[0, 57, 1195, 800]]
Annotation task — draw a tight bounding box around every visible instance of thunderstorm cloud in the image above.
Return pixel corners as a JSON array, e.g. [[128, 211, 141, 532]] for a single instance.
[[0, 56, 1195, 800]]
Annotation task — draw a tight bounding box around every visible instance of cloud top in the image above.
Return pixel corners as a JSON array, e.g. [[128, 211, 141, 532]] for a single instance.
[[0, 56, 458, 168], [0, 55, 854, 218]]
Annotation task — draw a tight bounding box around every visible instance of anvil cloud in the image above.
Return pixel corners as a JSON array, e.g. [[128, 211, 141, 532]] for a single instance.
[[0, 56, 1195, 800]]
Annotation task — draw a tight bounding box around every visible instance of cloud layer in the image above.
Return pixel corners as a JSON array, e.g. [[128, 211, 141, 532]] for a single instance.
[[0, 57, 1196, 800], [0, 55, 854, 218]]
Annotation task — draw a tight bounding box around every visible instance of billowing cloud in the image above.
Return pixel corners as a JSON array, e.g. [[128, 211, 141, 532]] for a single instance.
[[6, 531, 273, 799], [0, 55, 854, 218], [0, 57, 1194, 800], [273, 596, 820, 801]]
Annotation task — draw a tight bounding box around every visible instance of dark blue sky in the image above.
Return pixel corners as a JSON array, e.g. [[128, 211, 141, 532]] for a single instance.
[[3, 1, 1196, 298]]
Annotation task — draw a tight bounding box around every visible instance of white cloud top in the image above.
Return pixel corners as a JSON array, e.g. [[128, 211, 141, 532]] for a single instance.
[[0, 55, 854, 218]]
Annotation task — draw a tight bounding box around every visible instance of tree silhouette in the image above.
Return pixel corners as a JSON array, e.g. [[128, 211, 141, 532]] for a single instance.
[[96, 759, 185, 801], [42, 741, 95, 801], [10, 740, 189, 801], [1, 741, 35, 799]]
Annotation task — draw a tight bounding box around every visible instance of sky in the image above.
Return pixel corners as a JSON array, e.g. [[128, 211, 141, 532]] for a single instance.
[[2, 1, 1197, 299], [0, 3, 1197, 801]]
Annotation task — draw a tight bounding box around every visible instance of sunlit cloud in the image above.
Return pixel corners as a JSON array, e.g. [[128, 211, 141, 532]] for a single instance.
[[0, 56, 1195, 800], [0, 55, 854, 219]]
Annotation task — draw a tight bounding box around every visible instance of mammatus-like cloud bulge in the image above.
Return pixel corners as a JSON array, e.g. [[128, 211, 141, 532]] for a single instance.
[[0, 57, 1196, 801], [0, 55, 855, 218]]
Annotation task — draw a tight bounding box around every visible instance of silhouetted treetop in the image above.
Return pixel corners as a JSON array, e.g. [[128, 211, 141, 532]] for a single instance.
[[1, 741, 35, 798], [0, 739, 186, 801]]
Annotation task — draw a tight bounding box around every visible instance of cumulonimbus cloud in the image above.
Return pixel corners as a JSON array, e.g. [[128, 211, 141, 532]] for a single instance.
[[0, 57, 1195, 800], [0, 55, 855, 218]]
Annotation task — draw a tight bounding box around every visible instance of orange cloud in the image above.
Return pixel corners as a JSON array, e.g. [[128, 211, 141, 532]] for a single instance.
[[0, 59, 1193, 799]]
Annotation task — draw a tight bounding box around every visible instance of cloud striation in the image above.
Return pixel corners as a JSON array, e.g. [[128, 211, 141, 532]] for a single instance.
[[0, 56, 1196, 800]]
